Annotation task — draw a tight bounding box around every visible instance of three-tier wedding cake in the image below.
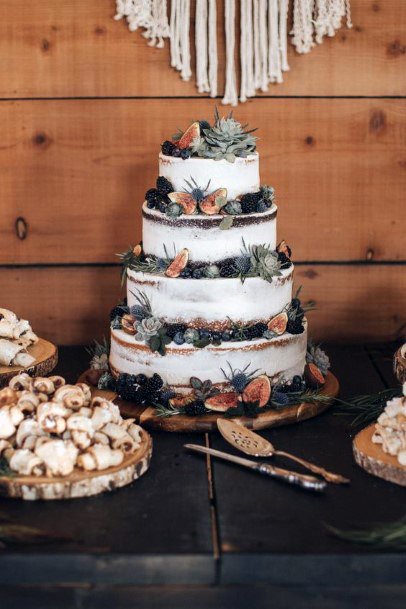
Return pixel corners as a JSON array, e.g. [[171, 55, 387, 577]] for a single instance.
[[106, 112, 329, 417]]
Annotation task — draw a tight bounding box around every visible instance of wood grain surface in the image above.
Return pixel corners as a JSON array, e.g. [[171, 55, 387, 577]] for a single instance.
[[0, 0, 405, 97]]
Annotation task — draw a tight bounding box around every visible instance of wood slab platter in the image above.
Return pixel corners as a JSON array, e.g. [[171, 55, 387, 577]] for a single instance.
[[78, 370, 339, 433], [0, 338, 58, 388], [353, 423, 406, 487], [0, 430, 152, 500]]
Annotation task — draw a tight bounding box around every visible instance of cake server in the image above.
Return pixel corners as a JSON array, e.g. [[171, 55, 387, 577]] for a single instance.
[[184, 444, 326, 492], [217, 419, 349, 485]]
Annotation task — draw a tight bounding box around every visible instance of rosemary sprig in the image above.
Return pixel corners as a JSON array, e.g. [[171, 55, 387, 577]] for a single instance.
[[325, 516, 406, 551], [85, 337, 109, 360], [154, 403, 182, 418], [334, 388, 401, 427]]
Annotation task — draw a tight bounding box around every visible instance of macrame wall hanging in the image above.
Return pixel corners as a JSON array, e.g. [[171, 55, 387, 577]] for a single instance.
[[114, 0, 352, 106]]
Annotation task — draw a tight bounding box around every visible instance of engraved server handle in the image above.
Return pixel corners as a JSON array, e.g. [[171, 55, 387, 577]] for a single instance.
[[254, 462, 326, 492]]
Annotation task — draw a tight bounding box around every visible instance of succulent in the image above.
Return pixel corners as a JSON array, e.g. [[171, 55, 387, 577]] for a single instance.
[[192, 109, 257, 163], [204, 264, 220, 278], [190, 377, 220, 401], [250, 245, 282, 283], [306, 341, 330, 376], [260, 185, 275, 205], [135, 317, 162, 341], [224, 199, 242, 215], [97, 372, 116, 391]]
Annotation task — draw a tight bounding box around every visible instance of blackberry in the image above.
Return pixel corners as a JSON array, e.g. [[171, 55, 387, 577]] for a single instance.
[[240, 192, 262, 214], [277, 252, 291, 268], [156, 176, 173, 195], [199, 120, 211, 132], [109, 305, 128, 322], [135, 373, 147, 386], [145, 188, 167, 210], [116, 374, 138, 402], [146, 373, 164, 392], [157, 200, 168, 214], [161, 140, 176, 156], [166, 323, 187, 339], [243, 326, 258, 340], [219, 261, 236, 278], [286, 319, 304, 335], [172, 148, 181, 157], [184, 400, 207, 416], [212, 332, 222, 343], [249, 322, 268, 338], [180, 149, 192, 160]]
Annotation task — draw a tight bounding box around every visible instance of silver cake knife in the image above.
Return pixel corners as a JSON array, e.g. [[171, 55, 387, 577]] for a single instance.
[[185, 444, 326, 492]]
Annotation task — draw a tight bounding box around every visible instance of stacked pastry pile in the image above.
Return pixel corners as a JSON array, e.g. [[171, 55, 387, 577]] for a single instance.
[[0, 373, 143, 477], [0, 308, 38, 368]]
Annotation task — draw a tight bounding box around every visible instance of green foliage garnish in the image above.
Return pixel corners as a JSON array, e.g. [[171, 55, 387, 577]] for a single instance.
[[0, 458, 14, 478], [325, 516, 406, 550], [334, 388, 401, 427]]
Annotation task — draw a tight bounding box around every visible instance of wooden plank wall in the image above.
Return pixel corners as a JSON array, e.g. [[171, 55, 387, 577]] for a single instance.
[[0, 0, 405, 345]]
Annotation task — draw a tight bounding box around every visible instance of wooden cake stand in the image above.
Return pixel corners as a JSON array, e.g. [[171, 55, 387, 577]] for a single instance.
[[353, 423, 406, 487], [78, 370, 339, 433], [0, 430, 152, 500], [0, 338, 58, 388]]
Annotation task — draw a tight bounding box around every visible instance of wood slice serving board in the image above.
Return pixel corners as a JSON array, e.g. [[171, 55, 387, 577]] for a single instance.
[[0, 430, 152, 500], [0, 338, 58, 388], [353, 423, 406, 487], [78, 370, 339, 433]]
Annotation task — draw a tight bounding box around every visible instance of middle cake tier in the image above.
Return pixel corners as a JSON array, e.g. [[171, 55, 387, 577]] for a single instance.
[[142, 202, 277, 263], [127, 266, 294, 328]]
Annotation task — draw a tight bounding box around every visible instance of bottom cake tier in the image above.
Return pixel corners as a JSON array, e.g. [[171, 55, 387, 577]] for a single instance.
[[109, 322, 307, 392]]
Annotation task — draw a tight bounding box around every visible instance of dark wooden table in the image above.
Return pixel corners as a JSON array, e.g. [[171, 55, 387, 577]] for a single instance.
[[0, 344, 405, 609]]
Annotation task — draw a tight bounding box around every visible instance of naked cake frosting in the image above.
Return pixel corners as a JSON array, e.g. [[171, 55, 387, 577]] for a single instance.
[[104, 111, 330, 418]]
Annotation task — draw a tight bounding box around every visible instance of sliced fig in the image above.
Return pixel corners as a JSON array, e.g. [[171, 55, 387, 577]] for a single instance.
[[277, 240, 292, 258], [165, 248, 189, 278], [205, 391, 239, 411], [242, 375, 271, 407], [304, 363, 325, 389], [168, 192, 197, 215], [199, 188, 228, 215], [121, 314, 136, 335], [267, 311, 288, 335], [133, 243, 142, 257], [169, 394, 194, 409], [178, 122, 200, 149]]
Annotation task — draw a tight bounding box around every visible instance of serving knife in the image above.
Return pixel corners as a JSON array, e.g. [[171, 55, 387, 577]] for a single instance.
[[185, 444, 326, 492]]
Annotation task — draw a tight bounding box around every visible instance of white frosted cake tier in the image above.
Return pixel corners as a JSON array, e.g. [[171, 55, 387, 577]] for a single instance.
[[159, 153, 260, 200], [110, 323, 307, 391], [127, 266, 293, 328], [142, 203, 277, 262]]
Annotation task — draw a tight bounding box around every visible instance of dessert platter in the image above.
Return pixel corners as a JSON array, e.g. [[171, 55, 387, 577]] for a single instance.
[[0, 308, 57, 388], [84, 111, 339, 432], [0, 373, 151, 500]]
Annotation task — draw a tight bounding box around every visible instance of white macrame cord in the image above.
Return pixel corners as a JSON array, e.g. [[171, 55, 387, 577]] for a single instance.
[[115, 0, 352, 105]]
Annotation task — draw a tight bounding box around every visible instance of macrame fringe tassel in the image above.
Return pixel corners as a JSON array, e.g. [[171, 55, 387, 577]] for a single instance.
[[222, 0, 238, 106], [291, 0, 352, 54], [115, 0, 352, 105]]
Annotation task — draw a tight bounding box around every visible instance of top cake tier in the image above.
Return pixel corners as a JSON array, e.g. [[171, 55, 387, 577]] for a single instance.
[[159, 153, 260, 201]]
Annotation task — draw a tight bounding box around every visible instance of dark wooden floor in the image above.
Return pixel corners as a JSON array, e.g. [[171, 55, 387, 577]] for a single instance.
[[0, 343, 405, 609]]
